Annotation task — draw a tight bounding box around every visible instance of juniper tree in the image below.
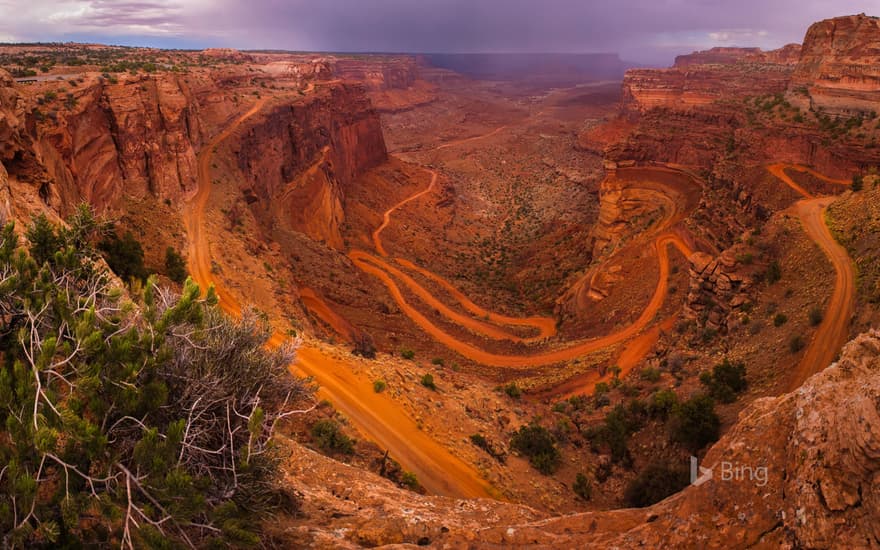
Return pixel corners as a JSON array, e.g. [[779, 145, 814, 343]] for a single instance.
[[0, 210, 311, 548]]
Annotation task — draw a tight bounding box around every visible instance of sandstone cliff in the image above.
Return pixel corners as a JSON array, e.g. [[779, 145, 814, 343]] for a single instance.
[[674, 45, 801, 67], [789, 13, 880, 116], [622, 59, 794, 114], [32, 73, 203, 213], [331, 56, 437, 112], [233, 84, 387, 249]]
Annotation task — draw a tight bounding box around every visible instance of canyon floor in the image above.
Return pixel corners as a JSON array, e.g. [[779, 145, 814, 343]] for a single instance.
[[2, 17, 879, 546]]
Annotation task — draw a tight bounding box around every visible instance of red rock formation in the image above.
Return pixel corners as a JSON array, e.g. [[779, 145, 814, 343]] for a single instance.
[[674, 45, 801, 67], [788, 13, 880, 116], [330, 56, 437, 112], [28, 73, 203, 213], [233, 84, 387, 249], [622, 62, 793, 114]]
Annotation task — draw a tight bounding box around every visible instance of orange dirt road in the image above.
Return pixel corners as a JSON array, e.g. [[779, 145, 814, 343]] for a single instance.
[[183, 99, 495, 500], [351, 234, 693, 368], [767, 165, 855, 391]]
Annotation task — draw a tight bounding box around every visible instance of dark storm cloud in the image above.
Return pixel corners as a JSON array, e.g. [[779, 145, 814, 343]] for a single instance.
[[0, 0, 874, 64]]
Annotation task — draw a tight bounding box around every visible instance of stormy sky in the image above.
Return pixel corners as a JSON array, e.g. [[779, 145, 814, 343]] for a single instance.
[[0, 0, 873, 64]]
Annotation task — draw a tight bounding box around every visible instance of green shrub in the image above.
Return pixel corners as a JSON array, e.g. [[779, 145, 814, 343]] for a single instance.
[[25, 213, 62, 265], [765, 260, 782, 284], [640, 367, 661, 382], [470, 433, 489, 450], [624, 463, 689, 508], [420, 373, 437, 390], [373, 379, 387, 393], [510, 423, 561, 475], [773, 313, 788, 327], [699, 359, 747, 403], [99, 230, 148, 282], [503, 382, 522, 399], [431, 357, 445, 366], [648, 389, 678, 419], [0, 213, 309, 547], [852, 174, 864, 192], [573, 473, 592, 501], [585, 401, 646, 464], [809, 306, 824, 326], [164, 246, 188, 283], [311, 419, 355, 455], [401, 471, 420, 491], [669, 394, 720, 452], [400, 348, 415, 360]]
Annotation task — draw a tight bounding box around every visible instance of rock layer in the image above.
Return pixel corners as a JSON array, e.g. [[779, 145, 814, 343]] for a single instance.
[[789, 13, 880, 116], [234, 84, 387, 249]]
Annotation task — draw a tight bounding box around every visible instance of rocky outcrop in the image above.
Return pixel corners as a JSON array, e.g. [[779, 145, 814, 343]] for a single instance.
[[234, 84, 387, 249], [684, 249, 754, 332], [674, 45, 801, 67], [330, 56, 437, 112], [30, 73, 203, 213], [284, 329, 880, 548], [788, 14, 880, 117], [622, 62, 794, 114]]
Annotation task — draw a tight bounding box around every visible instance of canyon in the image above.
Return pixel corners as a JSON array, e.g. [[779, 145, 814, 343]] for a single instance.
[[0, 11, 879, 549]]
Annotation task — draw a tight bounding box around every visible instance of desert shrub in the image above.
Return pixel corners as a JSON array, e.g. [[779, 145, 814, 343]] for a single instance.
[[789, 335, 806, 353], [765, 260, 782, 284], [503, 382, 522, 399], [648, 389, 679, 419], [99, 230, 148, 282], [373, 379, 387, 393], [420, 373, 437, 390], [400, 348, 415, 360], [0, 213, 309, 547], [640, 367, 661, 382], [573, 473, 592, 501], [699, 359, 748, 403], [470, 433, 489, 450], [430, 357, 445, 366], [669, 394, 720, 452], [624, 463, 690, 508], [510, 423, 561, 475], [852, 174, 864, 192], [809, 306, 824, 326], [311, 419, 355, 455], [773, 313, 788, 327], [164, 246, 187, 283], [400, 471, 420, 491], [585, 401, 646, 465]]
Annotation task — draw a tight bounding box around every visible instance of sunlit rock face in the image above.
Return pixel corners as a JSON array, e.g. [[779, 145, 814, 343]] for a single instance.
[[789, 14, 880, 117]]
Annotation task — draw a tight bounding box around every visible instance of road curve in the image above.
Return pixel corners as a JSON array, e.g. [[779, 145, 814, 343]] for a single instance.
[[350, 234, 693, 368], [183, 99, 495, 499], [766, 164, 855, 391]]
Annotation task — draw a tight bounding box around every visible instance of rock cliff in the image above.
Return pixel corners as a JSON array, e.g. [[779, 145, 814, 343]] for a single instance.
[[331, 56, 437, 112], [788, 13, 880, 116], [32, 73, 203, 212], [233, 84, 387, 249], [622, 57, 794, 114]]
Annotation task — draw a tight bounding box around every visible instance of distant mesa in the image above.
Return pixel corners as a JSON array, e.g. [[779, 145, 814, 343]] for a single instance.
[[422, 53, 632, 84], [200, 48, 255, 62]]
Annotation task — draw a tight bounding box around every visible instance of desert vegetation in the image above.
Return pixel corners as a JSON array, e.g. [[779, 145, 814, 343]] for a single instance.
[[0, 210, 310, 547]]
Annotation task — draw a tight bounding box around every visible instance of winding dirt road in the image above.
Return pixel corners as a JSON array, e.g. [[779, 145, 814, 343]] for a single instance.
[[767, 164, 855, 390], [183, 99, 495, 499], [353, 217, 693, 367]]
